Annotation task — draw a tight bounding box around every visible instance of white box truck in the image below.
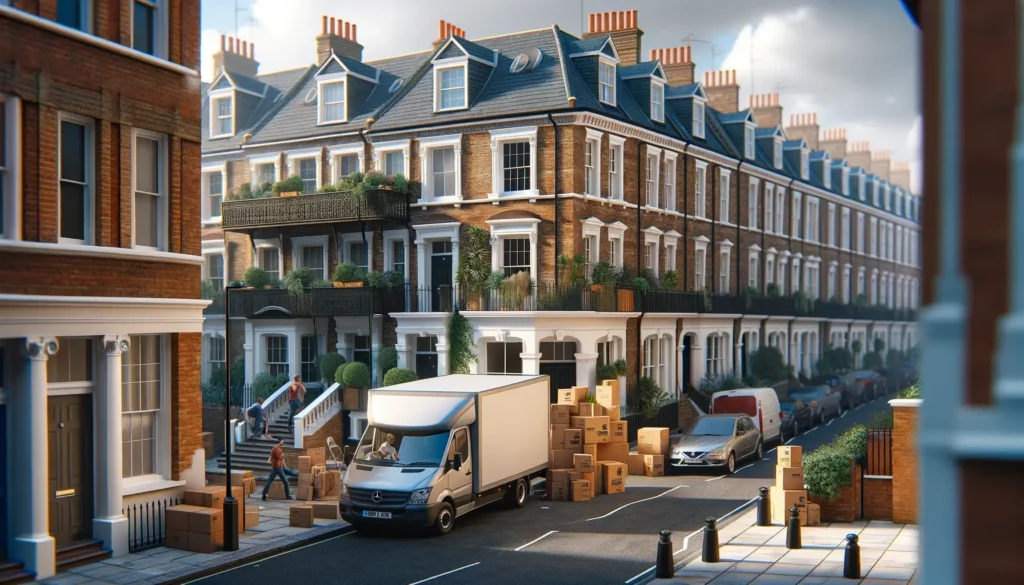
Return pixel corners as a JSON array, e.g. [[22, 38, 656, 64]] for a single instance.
[[339, 374, 550, 535]]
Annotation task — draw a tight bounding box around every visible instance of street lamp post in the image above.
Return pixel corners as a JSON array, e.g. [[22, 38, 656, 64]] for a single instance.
[[223, 284, 243, 551]]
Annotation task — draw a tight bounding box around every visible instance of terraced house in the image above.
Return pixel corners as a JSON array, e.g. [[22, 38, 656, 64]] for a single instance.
[[200, 10, 921, 444], [0, 0, 203, 580]]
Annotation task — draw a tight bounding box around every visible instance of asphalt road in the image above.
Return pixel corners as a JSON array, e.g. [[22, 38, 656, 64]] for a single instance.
[[190, 394, 892, 585]]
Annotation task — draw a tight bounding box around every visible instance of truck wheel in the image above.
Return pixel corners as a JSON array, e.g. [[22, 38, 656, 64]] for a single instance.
[[433, 502, 455, 536], [505, 478, 528, 509]]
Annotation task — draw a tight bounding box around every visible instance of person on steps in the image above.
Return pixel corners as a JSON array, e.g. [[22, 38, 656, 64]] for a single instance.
[[245, 397, 274, 440], [262, 439, 293, 501], [287, 375, 307, 434]]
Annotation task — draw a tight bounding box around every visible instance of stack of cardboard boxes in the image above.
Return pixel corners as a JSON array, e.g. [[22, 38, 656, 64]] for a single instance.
[[165, 485, 249, 553], [208, 469, 256, 497], [546, 380, 630, 501], [769, 445, 820, 526], [628, 427, 669, 477], [290, 445, 344, 525]]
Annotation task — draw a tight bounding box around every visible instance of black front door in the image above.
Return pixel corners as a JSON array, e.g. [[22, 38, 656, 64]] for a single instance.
[[416, 353, 439, 380], [682, 338, 692, 392], [48, 394, 93, 546], [430, 250, 453, 312], [540, 363, 577, 403]]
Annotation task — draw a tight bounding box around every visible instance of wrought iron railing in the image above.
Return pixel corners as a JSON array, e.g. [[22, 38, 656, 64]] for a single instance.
[[621, 399, 681, 444], [124, 496, 180, 552], [221, 189, 409, 230], [204, 291, 226, 315]]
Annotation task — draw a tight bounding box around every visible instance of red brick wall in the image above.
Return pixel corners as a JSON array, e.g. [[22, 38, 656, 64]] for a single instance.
[[170, 333, 204, 479], [0, 252, 200, 297], [863, 477, 893, 521], [892, 404, 918, 523], [810, 462, 861, 523]]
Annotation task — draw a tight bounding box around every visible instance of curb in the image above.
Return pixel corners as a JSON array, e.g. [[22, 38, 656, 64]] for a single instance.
[[633, 498, 759, 585], [158, 523, 355, 584]]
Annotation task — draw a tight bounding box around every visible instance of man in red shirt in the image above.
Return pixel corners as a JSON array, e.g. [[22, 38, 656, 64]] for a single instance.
[[287, 375, 306, 435], [261, 439, 293, 501]]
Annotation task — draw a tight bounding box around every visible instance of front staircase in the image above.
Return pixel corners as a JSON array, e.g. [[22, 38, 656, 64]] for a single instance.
[[0, 561, 32, 584], [56, 540, 110, 572], [215, 410, 298, 479]]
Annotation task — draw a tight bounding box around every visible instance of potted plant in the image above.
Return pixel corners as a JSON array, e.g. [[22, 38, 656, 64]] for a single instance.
[[320, 352, 346, 385], [337, 361, 371, 410], [741, 285, 759, 310], [767, 283, 781, 298], [283, 267, 317, 296], [244, 266, 271, 289], [272, 176, 305, 198], [615, 267, 636, 311], [333, 262, 365, 288], [485, 271, 506, 310], [659, 270, 679, 291], [383, 367, 418, 386], [456, 226, 492, 310], [590, 262, 616, 292], [500, 271, 531, 310], [557, 255, 587, 290], [366, 270, 389, 290]]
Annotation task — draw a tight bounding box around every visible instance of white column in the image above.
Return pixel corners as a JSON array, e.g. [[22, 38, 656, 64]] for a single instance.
[[94, 336, 129, 556], [574, 352, 598, 391], [435, 334, 449, 376], [733, 342, 742, 378], [243, 321, 255, 385], [371, 315, 383, 385], [690, 343, 706, 387], [287, 331, 300, 378], [451, 239, 461, 286], [415, 242, 427, 290], [395, 337, 410, 370], [9, 338, 58, 579], [490, 234, 500, 273], [519, 352, 542, 375]]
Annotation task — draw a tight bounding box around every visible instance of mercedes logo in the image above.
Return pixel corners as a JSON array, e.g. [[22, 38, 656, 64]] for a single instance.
[[371, 490, 383, 503]]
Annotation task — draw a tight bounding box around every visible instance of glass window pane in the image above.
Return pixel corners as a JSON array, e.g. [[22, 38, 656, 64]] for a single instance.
[[135, 136, 159, 194], [61, 121, 86, 182], [135, 193, 158, 247], [57, 0, 83, 29], [60, 182, 86, 241], [132, 1, 155, 55]]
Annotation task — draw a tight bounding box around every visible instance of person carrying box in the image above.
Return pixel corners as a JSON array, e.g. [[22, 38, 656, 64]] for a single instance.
[[287, 375, 307, 434], [262, 439, 294, 501]]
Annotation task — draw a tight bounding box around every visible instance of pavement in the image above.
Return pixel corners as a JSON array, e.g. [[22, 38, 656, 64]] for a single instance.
[[658, 508, 918, 584]]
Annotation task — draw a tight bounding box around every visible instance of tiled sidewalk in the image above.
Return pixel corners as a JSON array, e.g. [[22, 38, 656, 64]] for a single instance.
[[42, 494, 350, 585], [661, 509, 918, 585]]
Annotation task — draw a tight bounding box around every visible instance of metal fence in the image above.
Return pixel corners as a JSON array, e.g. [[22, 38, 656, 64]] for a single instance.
[[124, 496, 181, 552], [621, 399, 680, 444], [865, 428, 894, 476]]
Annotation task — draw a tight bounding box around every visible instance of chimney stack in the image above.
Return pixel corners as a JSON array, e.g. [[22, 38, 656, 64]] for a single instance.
[[819, 128, 848, 160], [871, 150, 891, 181], [702, 70, 739, 114], [785, 113, 820, 150], [749, 93, 783, 128], [583, 10, 643, 65], [890, 161, 913, 192], [434, 20, 467, 49], [316, 15, 363, 64], [212, 34, 259, 78], [650, 46, 694, 85], [846, 141, 872, 170]]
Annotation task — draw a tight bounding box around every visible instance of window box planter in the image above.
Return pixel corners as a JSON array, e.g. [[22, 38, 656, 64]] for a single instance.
[[343, 387, 369, 411], [591, 284, 605, 293], [617, 289, 635, 312], [279, 191, 300, 198], [332, 281, 364, 288]]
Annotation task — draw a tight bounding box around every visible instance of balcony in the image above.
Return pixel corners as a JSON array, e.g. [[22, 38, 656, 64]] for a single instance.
[[220, 189, 409, 231], [227, 286, 408, 318]]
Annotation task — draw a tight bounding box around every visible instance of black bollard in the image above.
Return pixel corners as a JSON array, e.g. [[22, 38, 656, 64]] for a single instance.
[[843, 534, 861, 578], [786, 507, 802, 549], [756, 487, 771, 526], [655, 530, 674, 578], [702, 517, 720, 563]]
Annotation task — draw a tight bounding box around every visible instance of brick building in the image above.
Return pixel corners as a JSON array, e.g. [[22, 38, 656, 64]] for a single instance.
[[0, 0, 202, 579], [199, 11, 920, 442]]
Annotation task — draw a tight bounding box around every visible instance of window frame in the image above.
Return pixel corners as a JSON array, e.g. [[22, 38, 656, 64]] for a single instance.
[[57, 111, 95, 246], [291, 235, 329, 281], [598, 58, 617, 106], [692, 99, 706, 139], [857, 212, 866, 253], [485, 340, 525, 375], [773, 138, 783, 169], [718, 242, 732, 294], [744, 123, 755, 159], [645, 148, 661, 208], [827, 203, 837, 247], [130, 127, 168, 251], [131, 0, 167, 59], [317, 76, 348, 125], [120, 334, 171, 485], [694, 161, 708, 218], [255, 238, 282, 282], [374, 139, 411, 179], [208, 90, 235, 139], [840, 207, 851, 250], [643, 227, 662, 277], [805, 197, 819, 243], [340, 232, 371, 272], [383, 229, 409, 281], [822, 160, 831, 189], [330, 145, 363, 184], [264, 334, 289, 377], [417, 134, 462, 202], [747, 176, 759, 230], [774, 188, 786, 236], [650, 80, 665, 123], [764, 184, 775, 233], [718, 168, 730, 224], [608, 136, 625, 200], [204, 251, 225, 290], [693, 236, 709, 290], [748, 249, 760, 289], [663, 152, 677, 211], [489, 127, 538, 197], [433, 61, 469, 112], [841, 167, 850, 195], [800, 148, 809, 180], [792, 191, 802, 239], [607, 221, 626, 268], [0, 95, 21, 240], [201, 163, 226, 224], [56, 0, 92, 32], [584, 128, 603, 198], [286, 148, 322, 195]]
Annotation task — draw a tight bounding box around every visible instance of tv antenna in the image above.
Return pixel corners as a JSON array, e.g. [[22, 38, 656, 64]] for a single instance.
[[234, 0, 253, 38], [682, 34, 717, 71]]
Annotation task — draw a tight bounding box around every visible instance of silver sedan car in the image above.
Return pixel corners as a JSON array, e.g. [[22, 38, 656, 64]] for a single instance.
[[669, 414, 763, 474]]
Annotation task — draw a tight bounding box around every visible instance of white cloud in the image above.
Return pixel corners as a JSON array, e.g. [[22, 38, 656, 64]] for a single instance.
[[906, 115, 923, 193]]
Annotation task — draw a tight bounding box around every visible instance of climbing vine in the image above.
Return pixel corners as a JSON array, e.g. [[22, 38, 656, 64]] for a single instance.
[[448, 309, 476, 374]]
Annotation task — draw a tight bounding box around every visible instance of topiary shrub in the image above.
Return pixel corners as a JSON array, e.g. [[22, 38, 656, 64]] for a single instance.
[[383, 367, 418, 386], [244, 266, 270, 289], [862, 351, 884, 370], [596, 363, 618, 382], [320, 352, 346, 383], [803, 444, 854, 501], [750, 346, 789, 383], [448, 309, 476, 374], [333, 262, 364, 283], [833, 424, 868, 459], [378, 346, 398, 373], [283, 267, 316, 295], [272, 175, 304, 194], [896, 383, 921, 399], [341, 361, 371, 389], [613, 359, 628, 377], [253, 372, 288, 400]]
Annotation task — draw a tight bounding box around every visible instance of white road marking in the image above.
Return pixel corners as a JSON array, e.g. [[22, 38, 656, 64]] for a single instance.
[[184, 532, 353, 582], [514, 531, 558, 551], [735, 463, 755, 473], [407, 562, 481, 585], [827, 418, 834, 427], [841, 410, 849, 418], [803, 427, 816, 436], [705, 474, 726, 482], [784, 436, 795, 445], [767, 447, 777, 454], [585, 485, 684, 521]]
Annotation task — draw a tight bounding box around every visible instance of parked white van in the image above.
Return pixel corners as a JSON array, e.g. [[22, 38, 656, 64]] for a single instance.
[[709, 388, 783, 445]]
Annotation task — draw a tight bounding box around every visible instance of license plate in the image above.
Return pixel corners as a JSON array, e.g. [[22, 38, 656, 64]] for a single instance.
[[362, 510, 391, 519], [684, 458, 703, 464]]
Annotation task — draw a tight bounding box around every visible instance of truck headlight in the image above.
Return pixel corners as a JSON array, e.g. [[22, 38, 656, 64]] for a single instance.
[[408, 488, 431, 505], [709, 450, 726, 459]]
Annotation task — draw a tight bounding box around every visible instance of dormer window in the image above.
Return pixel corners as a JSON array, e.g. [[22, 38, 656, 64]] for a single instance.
[[599, 59, 616, 106], [859, 174, 866, 201], [209, 92, 234, 138], [435, 64, 467, 111], [884, 185, 892, 210], [693, 100, 706, 139], [842, 167, 850, 195], [872, 181, 880, 206], [318, 78, 347, 124], [822, 162, 831, 189], [651, 81, 665, 123], [800, 149, 809, 180], [744, 124, 755, 159], [773, 139, 783, 169]]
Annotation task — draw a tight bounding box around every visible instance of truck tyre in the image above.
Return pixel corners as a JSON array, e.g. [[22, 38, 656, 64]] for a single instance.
[[433, 502, 455, 536], [505, 478, 528, 508]]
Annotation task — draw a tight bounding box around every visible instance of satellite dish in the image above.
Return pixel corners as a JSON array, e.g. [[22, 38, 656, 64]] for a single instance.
[[525, 48, 543, 70], [389, 78, 404, 93], [303, 87, 317, 105], [510, 54, 528, 74]]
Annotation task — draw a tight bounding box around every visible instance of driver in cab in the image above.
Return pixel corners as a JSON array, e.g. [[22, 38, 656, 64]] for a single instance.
[[373, 433, 400, 461]]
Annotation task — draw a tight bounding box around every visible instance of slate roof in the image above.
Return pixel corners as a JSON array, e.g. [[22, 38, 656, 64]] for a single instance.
[[665, 83, 700, 99], [202, 66, 310, 152], [448, 35, 497, 63], [224, 71, 268, 96], [619, 61, 660, 78]]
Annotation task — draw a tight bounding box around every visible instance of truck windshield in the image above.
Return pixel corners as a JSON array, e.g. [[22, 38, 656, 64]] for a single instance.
[[353, 426, 451, 467]]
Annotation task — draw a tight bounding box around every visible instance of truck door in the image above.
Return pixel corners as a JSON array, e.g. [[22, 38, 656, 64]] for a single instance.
[[446, 428, 473, 507]]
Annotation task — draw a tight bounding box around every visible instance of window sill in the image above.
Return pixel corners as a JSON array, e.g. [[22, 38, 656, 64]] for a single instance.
[[434, 106, 469, 113], [209, 133, 235, 140], [0, 239, 204, 266], [122, 477, 186, 497], [317, 119, 349, 126]]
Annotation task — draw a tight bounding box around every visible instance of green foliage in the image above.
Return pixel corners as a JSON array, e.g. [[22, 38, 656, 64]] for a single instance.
[[766, 283, 781, 298], [862, 351, 884, 370], [615, 266, 636, 288], [363, 171, 388, 188], [485, 271, 507, 290], [583, 394, 599, 404], [273, 175, 304, 194], [870, 411, 894, 429], [834, 425, 868, 459], [456, 226, 492, 295], [366, 271, 388, 289], [244, 266, 271, 289], [750, 346, 789, 383], [630, 377, 669, 418], [699, 374, 744, 395], [873, 338, 886, 354], [383, 367, 418, 386], [897, 383, 921, 399], [384, 271, 405, 288], [283, 267, 317, 295], [632, 276, 652, 294], [557, 255, 588, 287], [333, 262, 365, 283], [855, 294, 868, 306], [378, 346, 399, 373], [341, 361, 371, 389], [659, 270, 679, 290], [320, 353, 346, 382], [591, 262, 617, 287], [448, 309, 476, 374], [793, 291, 815, 314], [311, 279, 332, 288], [202, 360, 247, 405], [201, 280, 220, 300], [816, 346, 853, 375], [613, 359, 628, 377], [253, 372, 289, 400], [803, 444, 854, 501], [851, 339, 863, 355], [742, 374, 761, 387], [596, 363, 618, 381], [389, 173, 410, 193], [886, 349, 903, 369], [229, 182, 272, 201]]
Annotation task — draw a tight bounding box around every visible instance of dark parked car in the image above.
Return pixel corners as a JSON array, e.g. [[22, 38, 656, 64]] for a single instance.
[[787, 384, 844, 424], [852, 370, 886, 400], [779, 398, 813, 438]]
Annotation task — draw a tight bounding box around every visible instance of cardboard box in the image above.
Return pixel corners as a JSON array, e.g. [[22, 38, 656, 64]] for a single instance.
[[571, 416, 610, 444], [206, 469, 254, 486], [183, 488, 218, 508], [581, 471, 597, 493], [165, 505, 204, 531], [643, 455, 665, 477], [582, 443, 599, 462], [267, 480, 288, 500], [312, 501, 340, 519], [596, 442, 630, 465], [637, 427, 670, 455], [549, 481, 568, 501], [777, 445, 803, 468], [297, 456, 312, 473], [564, 429, 583, 451], [601, 461, 627, 494], [556, 388, 578, 406], [549, 424, 569, 449], [188, 507, 224, 534], [289, 505, 315, 528], [165, 528, 189, 550], [296, 485, 314, 501], [313, 473, 324, 496], [243, 477, 256, 496], [577, 402, 597, 417], [323, 469, 342, 498], [595, 384, 618, 408], [188, 531, 223, 554], [775, 466, 805, 490], [602, 378, 620, 398], [807, 503, 821, 526], [573, 453, 593, 472], [567, 471, 581, 483], [609, 420, 628, 443], [311, 464, 326, 476], [244, 509, 260, 529], [298, 472, 314, 487], [570, 480, 591, 502], [308, 447, 327, 467], [550, 404, 572, 425], [547, 469, 570, 484], [549, 449, 576, 470], [769, 486, 808, 524], [628, 453, 646, 476], [604, 405, 621, 421]]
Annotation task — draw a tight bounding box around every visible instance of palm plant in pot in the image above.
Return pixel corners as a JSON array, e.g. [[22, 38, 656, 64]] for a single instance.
[[590, 262, 616, 293], [456, 226, 492, 310]]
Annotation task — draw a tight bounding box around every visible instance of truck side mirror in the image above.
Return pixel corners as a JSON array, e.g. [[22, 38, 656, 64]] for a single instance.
[[343, 445, 352, 465], [452, 453, 463, 472]]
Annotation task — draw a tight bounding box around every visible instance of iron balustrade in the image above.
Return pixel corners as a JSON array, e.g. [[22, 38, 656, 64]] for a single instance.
[[220, 189, 409, 230], [124, 496, 180, 552]]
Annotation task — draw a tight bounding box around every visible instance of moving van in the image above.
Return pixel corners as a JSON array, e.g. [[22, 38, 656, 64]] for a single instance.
[[710, 388, 783, 445]]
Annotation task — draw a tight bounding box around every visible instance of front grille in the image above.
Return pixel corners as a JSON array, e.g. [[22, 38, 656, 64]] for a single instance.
[[682, 451, 709, 459], [348, 488, 409, 506]]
